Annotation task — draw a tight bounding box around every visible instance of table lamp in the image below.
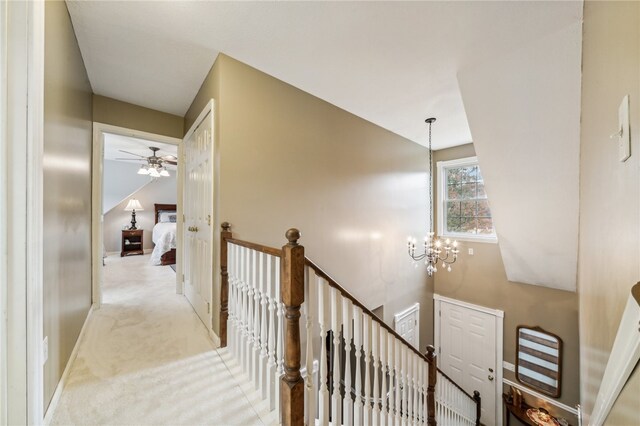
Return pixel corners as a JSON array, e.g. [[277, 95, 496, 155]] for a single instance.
[[124, 199, 144, 230]]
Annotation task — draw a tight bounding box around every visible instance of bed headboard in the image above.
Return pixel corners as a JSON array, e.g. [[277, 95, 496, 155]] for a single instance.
[[154, 203, 177, 224]]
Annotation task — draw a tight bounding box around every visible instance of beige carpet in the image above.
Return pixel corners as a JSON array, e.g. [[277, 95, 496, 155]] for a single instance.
[[48, 254, 265, 426]]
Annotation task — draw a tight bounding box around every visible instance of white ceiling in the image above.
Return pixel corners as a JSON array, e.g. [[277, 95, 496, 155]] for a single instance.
[[103, 133, 177, 169], [66, 1, 583, 149]]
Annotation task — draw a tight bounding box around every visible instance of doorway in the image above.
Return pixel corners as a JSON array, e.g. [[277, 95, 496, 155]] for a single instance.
[[91, 123, 182, 307], [434, 294, 504, 426]]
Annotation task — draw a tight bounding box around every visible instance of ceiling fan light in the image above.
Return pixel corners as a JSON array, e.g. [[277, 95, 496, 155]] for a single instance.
[[137, 166, 149, 175], [148, 167, 160, 178], [159, 168, 170, 177]]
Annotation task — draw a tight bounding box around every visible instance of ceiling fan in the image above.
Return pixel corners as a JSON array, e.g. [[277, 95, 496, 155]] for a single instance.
[[115, 146, 177, 177]]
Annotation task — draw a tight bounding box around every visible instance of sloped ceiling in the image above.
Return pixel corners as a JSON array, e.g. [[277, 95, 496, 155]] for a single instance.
[[457, 19, 583, 291], [68, 1, 584, 290], [66, 0, 582, 149]]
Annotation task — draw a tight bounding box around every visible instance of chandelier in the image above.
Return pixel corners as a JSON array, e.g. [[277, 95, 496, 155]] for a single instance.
[[407, 117, 459, 276]]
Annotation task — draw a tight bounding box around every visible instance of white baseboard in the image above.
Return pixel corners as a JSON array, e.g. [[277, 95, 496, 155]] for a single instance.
[[209, 329, 221, 348], [144, 248, 152, 254], [43, 304, 95, 425]]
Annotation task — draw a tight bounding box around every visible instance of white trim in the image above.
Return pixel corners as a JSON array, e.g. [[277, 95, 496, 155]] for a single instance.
[[434, 293, 504, 318], [183, 99, 214, 142], [434, 294, 504, 426], [92, 122, 181, 307], [2, 1, 45, 423], [436, 156, 498, 244], [589, 287, 640, 425], [503, 378, 579, 417], [43, 305, 95, 425], [209, 329, 221, 348]]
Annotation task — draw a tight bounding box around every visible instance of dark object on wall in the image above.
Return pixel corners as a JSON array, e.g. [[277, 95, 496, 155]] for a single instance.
[[516, 325, 563, 398]]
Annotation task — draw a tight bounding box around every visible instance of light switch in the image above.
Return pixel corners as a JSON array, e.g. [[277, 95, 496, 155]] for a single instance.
[[468, 248, 474, 256], [618, 95, 630, 162]]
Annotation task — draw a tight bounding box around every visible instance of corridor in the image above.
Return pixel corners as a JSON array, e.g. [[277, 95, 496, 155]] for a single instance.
[[47, 255, 265, 425]]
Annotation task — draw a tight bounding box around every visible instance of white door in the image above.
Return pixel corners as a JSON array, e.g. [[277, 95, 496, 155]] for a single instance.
[[394, 303, 420, 349], [183, 106, 214, 329], [437, 298, 501, 426]]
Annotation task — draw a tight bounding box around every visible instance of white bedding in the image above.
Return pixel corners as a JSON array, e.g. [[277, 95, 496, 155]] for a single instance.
[[150, 222, 177, 265]]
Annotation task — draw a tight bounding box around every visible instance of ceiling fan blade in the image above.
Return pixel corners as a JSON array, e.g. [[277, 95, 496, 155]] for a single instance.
[[162, 160, 178, 166], [118, 150, 147, 158], [161, 155, 177, 161], [114, 158, 146, 162]]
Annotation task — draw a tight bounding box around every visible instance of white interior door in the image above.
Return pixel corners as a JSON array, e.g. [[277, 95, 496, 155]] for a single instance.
[[394, 303, 420, 349], [437, 298, 501, 426], [183, 107, 214, 330]]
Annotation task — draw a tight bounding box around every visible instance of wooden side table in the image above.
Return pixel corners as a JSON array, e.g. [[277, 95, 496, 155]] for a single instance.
[[121, 229, 144, 257]]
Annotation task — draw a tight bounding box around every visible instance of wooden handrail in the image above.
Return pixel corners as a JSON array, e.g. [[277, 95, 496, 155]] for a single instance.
[[225, 237, 283, 257], [305, 258, 431, 364]]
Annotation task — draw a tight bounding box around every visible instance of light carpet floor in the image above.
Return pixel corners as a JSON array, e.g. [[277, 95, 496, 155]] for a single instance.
[[48, 254, 265, 426]]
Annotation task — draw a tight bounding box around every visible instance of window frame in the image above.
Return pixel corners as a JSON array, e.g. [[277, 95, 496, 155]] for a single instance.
[[436, 156, 498, 243]]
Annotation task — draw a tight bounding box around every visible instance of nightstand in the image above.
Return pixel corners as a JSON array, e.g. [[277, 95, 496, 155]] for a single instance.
[[121, 229, 144, 257]]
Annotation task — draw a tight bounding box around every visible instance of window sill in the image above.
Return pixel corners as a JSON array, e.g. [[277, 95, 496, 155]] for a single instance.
[[440, 233, 498, 244]]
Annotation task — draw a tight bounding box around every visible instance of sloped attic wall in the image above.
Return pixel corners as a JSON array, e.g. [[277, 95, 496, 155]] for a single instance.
[[457, 9, 583, 291]]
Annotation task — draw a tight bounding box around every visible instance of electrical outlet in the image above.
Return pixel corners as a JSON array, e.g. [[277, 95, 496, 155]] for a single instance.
[[43, 336, 48, 364], [503, 361, 515, 372], [468, 248, 474, 256]]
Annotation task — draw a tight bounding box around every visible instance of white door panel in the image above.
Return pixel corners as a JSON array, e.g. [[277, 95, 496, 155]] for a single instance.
[[394, 303, 420, 349], [184, 108, 214, 330], [439, 300, 498, 426]]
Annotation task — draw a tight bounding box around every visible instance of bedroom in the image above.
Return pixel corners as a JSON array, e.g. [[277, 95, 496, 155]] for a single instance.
[[102, 131, 179, 269]]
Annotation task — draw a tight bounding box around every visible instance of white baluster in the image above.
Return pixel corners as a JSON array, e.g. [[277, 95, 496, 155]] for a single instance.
[[318, 277, 329, 426], [252, 250, 261, 387], [239, 247, 248, 374], [401, 345, 408, 426], [353, 306, 363, 425], [304, 266, 317, 426], [331, 287, 342, 425], [266, 255, 277, 411], [259, 252, 268, 398], [275, 256, 283, 421], [227, 243, 235, 357], [363, 314, 372, 425], [380, 328, 388, 426], [388, 334, 396, 426], [395, 340, 401, 426], [342, 297, 353, 426], [407, 352, 414, 426], [372, 322, 381, 426], [413, 356, 419, 425], [245, 249, 254, 376]]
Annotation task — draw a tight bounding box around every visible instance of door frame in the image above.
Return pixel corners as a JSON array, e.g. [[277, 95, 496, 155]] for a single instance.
[[1, 0, 45, 423], [182, 99, 217, 343], [91, 123, 183, 307], [433, 294, 504, 426]]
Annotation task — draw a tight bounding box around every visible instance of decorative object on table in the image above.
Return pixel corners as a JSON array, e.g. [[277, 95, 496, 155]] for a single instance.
[[124, 198, 144, 230], [406, 117, 460, 276], [512, 386, 523, 408], [526, 407, 561, 426], [115, 146, 176, 178], [516, 325, 563, 397], [121, 229, 143, 257]]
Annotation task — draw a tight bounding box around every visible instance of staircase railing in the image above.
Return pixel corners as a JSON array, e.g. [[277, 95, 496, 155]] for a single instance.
[[219, 223, 481, 426]]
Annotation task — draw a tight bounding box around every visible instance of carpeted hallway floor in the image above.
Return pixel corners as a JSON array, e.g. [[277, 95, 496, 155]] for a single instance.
[[48, 254, 265, 426]]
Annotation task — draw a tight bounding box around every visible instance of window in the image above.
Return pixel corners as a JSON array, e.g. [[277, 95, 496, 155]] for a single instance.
[[437, 156, 496, 242]]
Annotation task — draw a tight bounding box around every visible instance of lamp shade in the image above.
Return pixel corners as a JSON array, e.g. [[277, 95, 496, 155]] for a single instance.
[[124, 199, 144, 211]]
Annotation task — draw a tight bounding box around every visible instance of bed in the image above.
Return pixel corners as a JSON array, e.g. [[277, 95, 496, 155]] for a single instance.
[[150, 203, 177, 266]]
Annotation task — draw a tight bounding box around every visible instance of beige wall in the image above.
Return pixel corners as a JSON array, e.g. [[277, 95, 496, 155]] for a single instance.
[[43, 0, 93, 409], [184, 54, 434, 348], [93, 95, 184, 139], [103, 176, 177, 253], [433, 144, 580, 411], [578, 2, 640, 424]]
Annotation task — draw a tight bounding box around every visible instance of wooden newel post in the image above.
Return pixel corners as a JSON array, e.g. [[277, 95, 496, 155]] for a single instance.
[[281, 228, 305, 426], [219, 222, 232, 347], [473, 390, 481, 426], [426, 345, 437, 426]]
